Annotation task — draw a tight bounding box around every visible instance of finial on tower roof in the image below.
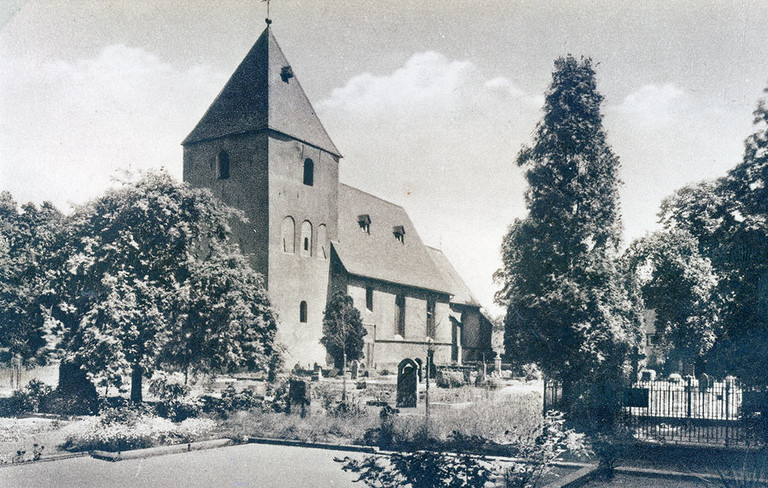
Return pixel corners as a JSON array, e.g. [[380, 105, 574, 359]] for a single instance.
[[263, 0, 272, 25]]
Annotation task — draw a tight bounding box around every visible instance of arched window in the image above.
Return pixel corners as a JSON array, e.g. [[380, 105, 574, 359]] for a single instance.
[[217, 150, 230, 179], [303, 158, 314, 186], [281, 216, 295, 254], [426, 299, 436, 339], [300, 220, 313, 257], [299, 301, 308, 323], [395, 295, 406, 337], [317, 224, 327, 259]]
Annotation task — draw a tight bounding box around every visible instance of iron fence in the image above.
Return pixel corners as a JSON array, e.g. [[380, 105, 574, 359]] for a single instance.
[[624, 378, 768, 447], [541, 377, 768, 447]]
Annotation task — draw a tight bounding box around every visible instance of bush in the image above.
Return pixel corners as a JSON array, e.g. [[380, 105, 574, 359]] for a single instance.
[[713, 447, 768, 488], [62, 409, 216, 452], [436, 371, 466, 389], [148, 373, 190, 402], [521, 364, 542, 382], [41, 393, 98, 416], [197, 385, 264, 419], [154, 398, 201, 422], [503, 411, 585, 488], [220, 409, 378, 445], [1, 380, 56, 416], [337, 450, 496, 488]]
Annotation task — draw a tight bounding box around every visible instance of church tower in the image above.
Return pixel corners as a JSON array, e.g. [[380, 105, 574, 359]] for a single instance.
[[182, 27, 341, 367]]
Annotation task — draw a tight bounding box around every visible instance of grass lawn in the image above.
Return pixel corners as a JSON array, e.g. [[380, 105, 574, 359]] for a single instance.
[[0, 378, 541, 464], [0, 417, 90, 463]]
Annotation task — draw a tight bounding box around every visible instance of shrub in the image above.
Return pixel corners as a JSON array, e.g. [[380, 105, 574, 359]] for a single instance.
[[62, 410, 216, 452], [198, 385, 264, 419], [436, 371, 465, 389], [148, 373, 190, 402], [220, 385, 262, 413], [0, 379, 97, 416], [337, 450, 496, 488], [714, 448, 768, 488], [2, 380, 54, 415], [154, 398, 201, 422], [220, 409, 378, 445], [521, 364, 542, 382], [41, 392, 98, 416], [502, 411, 585, 488], [589, 425, 634, 480]]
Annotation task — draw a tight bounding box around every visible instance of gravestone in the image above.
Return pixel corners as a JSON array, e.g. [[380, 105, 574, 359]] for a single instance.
[[698, 373, 711, 392], [427, 359, 437, 380], [475, 362, 486, 385], [350, 360, 360, 380], [414, 358, 423, 382], [494, 354, 502, 376], [396, 359, 418, 408], [639, 369, 656, 382], [311, 364, 323, 382], [288, 379, 311, 417]]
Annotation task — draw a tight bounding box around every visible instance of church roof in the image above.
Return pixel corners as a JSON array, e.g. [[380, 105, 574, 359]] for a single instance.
[[183, 27, 341, 157], [425, 247, 482, 308], [333, 184, 451, 295]]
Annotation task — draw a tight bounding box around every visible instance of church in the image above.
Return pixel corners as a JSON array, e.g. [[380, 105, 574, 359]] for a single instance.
[[182, 26, 493, 371]]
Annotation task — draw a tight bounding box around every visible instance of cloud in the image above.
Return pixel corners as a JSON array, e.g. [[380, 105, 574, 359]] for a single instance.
[[0, 45, 226, 211], [604, 83, 750, 243], [317, 51, 544, 313], [319, 52, 475, 117], [612, 83, 686, 116]]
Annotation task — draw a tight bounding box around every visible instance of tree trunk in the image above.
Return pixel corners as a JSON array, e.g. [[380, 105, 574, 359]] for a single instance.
[[131, 365, 143, 403], [342, 351, 347, 402]]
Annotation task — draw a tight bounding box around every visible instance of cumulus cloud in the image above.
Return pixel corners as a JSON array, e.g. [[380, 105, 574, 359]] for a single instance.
[[0, 45, 226, 211], [604, 83, 750, 243], [612, 83, 686, 116]]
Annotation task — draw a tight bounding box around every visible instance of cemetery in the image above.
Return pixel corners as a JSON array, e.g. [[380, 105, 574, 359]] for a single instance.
[[2, 2, 768, 486]]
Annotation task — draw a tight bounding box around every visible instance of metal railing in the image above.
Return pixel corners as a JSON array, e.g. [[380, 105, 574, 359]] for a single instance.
[[624, 378, 767, 447]]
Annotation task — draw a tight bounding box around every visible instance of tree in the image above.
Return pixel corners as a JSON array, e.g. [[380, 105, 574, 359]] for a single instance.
[[48, 171, 278, 402], [495, 55, 639, 419], [159, 251, 278, 384], [623, 229, 720, 372], [658, 84, 768, 381], [0, 193, 62, 370], [321, 291, 366, 400]]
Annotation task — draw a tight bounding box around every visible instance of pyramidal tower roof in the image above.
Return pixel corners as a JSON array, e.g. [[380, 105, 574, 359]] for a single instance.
[[183, 27, 341, 157]]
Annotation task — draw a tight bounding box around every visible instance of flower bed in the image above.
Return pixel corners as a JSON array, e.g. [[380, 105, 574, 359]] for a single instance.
[[62, 411, 216, 452]]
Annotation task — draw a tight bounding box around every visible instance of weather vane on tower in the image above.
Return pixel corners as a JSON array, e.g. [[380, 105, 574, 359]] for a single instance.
[[263, 0, 272, 25]]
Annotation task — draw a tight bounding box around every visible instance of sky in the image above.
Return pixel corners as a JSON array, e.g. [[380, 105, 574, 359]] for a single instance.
[[1, 1, 767, 315]]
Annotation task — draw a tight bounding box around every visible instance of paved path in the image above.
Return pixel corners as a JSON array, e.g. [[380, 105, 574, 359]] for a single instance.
[[1, 443, 363, 488]]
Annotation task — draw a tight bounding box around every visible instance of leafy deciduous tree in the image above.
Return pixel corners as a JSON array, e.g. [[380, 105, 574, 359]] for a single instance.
[[623, 229, 720, 371], [49, 171, 277, 402], [658, 84, 768, 382], [0, 193, 62, 367]]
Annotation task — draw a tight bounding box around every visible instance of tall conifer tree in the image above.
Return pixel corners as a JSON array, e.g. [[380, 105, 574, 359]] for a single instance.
[[495, 56, 637, 415]]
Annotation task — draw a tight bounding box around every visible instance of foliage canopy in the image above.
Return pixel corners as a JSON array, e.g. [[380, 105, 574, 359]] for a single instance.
[[495, 55, 638, 415]]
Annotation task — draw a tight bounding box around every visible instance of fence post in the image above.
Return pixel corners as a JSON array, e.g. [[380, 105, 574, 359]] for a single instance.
[[725, 381, 731, 447], [687, 377, 692, 419]]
